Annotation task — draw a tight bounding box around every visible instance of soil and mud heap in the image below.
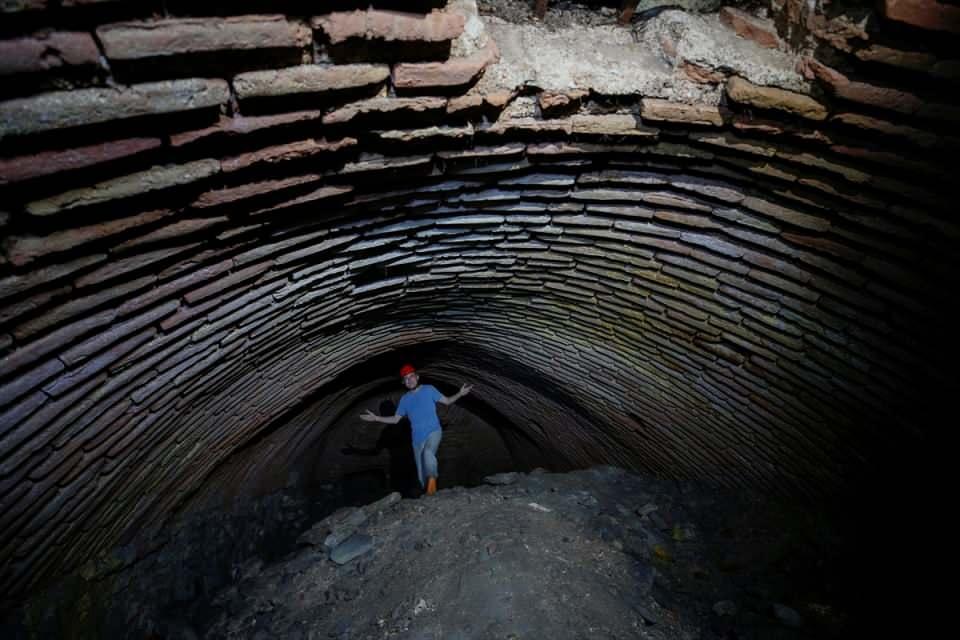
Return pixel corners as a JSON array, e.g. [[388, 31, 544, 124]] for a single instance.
[[199, 467, 846, 640]]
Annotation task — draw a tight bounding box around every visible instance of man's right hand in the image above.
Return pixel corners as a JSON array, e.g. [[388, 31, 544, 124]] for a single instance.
[[359, 410, 378, 422]]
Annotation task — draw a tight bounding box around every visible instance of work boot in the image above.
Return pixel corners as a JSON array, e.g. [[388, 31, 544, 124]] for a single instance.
[[426, 477, 437, 496]]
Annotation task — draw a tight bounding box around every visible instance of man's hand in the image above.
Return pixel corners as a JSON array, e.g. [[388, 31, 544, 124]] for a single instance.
[[440, 384, 474, 406], [359, 410, 378, 422]]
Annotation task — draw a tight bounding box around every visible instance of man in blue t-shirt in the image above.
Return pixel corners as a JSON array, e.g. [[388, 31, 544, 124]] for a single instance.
[[360, 364, 472, 496]]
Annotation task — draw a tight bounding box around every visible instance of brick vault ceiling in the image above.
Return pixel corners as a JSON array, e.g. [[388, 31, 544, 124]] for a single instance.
[[1, 0, 958, 605]]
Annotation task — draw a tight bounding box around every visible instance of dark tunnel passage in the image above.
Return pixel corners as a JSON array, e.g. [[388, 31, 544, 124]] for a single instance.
[[252, 340, 561, 505], [1, 0, 959, 636]]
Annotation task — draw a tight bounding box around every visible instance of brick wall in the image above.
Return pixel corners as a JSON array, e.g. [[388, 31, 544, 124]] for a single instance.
[[1, 0, 958, 614]]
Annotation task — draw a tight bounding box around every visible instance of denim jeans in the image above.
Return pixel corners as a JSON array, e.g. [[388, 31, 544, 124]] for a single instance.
[[413, 429, 442, 488]]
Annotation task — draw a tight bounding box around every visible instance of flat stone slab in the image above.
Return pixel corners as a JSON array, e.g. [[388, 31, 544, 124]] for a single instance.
[[313, 10, 465, 45], [27, 159, 221, 215], [330, 533, 373, 565], [323, 507, 370, 550], [0, 31, 100, 75], [0, 79, 229, 139], [233, 64, 389, 99], [98, 16, 310, 60], [726, 76, 827, 120]]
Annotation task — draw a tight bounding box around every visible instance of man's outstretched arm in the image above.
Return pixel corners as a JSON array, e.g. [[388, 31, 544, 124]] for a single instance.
[[359, 410, 403, 424], [439, 383, 473, 406]]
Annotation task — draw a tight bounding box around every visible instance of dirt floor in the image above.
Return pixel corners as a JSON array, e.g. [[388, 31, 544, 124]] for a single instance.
[[197, 467, 850, 639]]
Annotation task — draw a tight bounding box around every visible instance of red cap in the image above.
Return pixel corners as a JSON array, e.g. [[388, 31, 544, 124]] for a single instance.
[[399, 364, 416, 378]]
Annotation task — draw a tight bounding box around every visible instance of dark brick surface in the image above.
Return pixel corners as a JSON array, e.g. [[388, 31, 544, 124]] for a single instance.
[[0, 79, 229, 138], [98, 15, 310, 61], [0, 31, 100, 76], [0, 138, 162, 185], [0, 0, 955, 622]]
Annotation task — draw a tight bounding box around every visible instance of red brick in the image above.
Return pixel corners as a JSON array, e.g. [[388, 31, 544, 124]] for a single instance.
[[807, 13, 869, 52], [117, 258, 232, 317], [233, 64, 389, 99], [527, 141, 652, 157], [0, 32, 100, 75], [0, 0, 46, 12], [0, 376, 101, 481], [0, 307, 115, 376], [882, 0, 960, 33], [741, 196, 830, 232], [807, 58, 960, 121], [571, 114, 658, 137], [641, 99, 726, 126], [447, 93, 485, 114], [829, 112, 946, 148], [220, 137, 357, 172], [0, 138, 161, 185], [447, 90, 515, 116], [680, 61, 726, 84], [26, 160, 220, 216], [115, 217, 228, 252], [854, 45, 937, 72], [183, 262, 273, 305], [192, 174, 323, 208], [339, 154, 433, 176], [729, 115, 786, 136], [725, 76, 827, 121], [376, 124, 473, 143], [249, 185, 354, 217], [13, 274, 156, 340], [170, 111, 325, 147], [484, 91, 514, 109], [3, 209, 171, 266], [0, 358, 63, 409], [719, 7, 781, 49], [43, 328, 156, 397], [799, 57, 844, 85], [61, 301, 177, 366], [538, 90, 588, 118], [156, 247, 227, 280], [813, 63, 899, 108], [323, 96, 446, 125], [781, 232, 863, 261], [0, 79, 228, 139], [392, 40, 499, 91], [98, 15, 310, 61], [313, 9, 464, 44], [74, 243, 201, 288], [0, 254, 104, 303]]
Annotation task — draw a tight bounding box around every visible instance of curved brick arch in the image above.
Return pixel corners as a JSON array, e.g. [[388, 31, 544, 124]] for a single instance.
[[1, 0, 957, 607]]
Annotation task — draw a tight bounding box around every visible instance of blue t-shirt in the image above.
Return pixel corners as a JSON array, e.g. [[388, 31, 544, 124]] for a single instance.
[[397, 384, 443, 447]]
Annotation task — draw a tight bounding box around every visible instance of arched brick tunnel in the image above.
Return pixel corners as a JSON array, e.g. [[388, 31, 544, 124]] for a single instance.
[[1, 0, 957, 618]]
